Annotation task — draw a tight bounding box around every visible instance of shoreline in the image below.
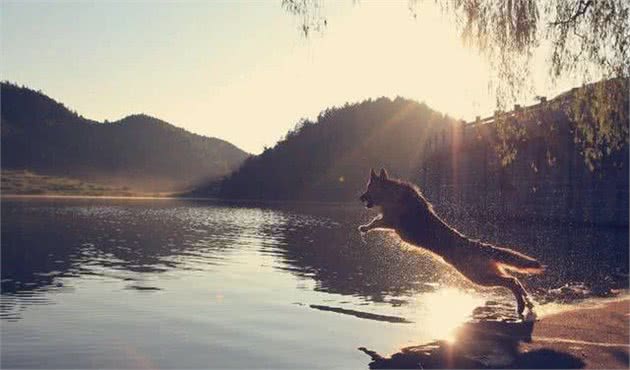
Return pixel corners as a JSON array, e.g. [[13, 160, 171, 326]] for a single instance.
[[534, 293, 630, 318], [0, 193, 358, 206], [0, 193, 178, 200]]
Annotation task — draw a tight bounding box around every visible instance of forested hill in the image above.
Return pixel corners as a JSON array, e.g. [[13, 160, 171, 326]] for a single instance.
[[190, 97, 457, 201], [1, 82, 248, 191]]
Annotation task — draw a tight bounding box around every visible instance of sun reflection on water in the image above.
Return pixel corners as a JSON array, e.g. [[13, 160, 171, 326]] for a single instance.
[[417, 288, 485, 342]]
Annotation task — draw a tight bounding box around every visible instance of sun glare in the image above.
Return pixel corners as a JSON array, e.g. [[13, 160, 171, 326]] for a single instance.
[[324, 1, 492, 118], [418, 287, 484, 342], [203, 1, 493, 153]]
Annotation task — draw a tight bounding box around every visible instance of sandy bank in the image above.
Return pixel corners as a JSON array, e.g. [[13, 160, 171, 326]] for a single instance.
[[524, 298, 629, 369]]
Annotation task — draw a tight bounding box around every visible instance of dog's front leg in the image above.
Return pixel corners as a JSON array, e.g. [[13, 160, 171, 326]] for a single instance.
[[358, 215, 385, 233]]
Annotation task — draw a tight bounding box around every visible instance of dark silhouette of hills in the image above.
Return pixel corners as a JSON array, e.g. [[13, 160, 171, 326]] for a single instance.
[[190, 82, 627, 227], [190, 97, 456, 200], [1, 82, 248, 191]]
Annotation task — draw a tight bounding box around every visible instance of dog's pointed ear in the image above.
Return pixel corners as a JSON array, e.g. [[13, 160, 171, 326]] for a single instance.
[[370, 168, 377, 179], [379, 168, 388, 180]]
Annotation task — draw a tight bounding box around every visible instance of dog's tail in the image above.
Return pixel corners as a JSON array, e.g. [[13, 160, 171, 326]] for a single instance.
[[488, 245, 544, 274]]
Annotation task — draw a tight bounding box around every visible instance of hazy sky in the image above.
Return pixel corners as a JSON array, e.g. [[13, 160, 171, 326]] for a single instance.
[[1, 1, 573, 154]]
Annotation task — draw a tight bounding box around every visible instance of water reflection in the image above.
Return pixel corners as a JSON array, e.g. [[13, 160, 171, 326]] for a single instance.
[[419, 288, 485, 342], [1, 200, 286, 319], [1, 198, 628, 369], [2, 198, 628, 321]]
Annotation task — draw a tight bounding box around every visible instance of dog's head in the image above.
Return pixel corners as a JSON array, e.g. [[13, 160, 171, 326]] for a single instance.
[[359, 168, 389, 209]]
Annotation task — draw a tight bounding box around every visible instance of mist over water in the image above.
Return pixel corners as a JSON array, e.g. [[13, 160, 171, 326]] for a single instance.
[[1, 198, 627, 368]]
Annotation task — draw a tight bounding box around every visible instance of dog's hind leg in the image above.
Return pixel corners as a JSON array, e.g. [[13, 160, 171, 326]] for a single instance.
[[484, 275, 529, 315], [513, 277, 534, 310], [454, 260, 532, 315]]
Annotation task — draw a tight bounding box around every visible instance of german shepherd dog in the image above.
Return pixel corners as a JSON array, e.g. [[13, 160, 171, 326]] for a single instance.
[[358, 169, 543, 315]]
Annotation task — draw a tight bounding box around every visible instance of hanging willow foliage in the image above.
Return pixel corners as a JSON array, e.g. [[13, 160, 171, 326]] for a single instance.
[[282, 0, 629, 169]]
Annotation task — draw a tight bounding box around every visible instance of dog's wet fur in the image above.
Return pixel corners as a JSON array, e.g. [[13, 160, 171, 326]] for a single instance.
[[359, 168, 543, 315]]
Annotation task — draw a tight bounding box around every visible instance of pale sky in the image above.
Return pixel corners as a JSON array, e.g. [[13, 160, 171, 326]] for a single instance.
[[1, 1, 572, 154]]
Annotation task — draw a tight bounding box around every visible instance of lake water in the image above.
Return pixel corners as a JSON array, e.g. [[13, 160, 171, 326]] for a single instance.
[[1, 198, 628, 368]]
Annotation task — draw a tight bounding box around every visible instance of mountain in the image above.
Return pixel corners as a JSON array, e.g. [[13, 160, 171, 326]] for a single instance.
[[1, 82, 248, 191], [191, 82, 627, 227], [190, 97, 457, 201]]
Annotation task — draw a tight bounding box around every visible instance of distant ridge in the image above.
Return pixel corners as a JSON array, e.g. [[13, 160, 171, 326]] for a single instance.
[[189, 97, 456, 200], [1, 82, 249, 191]]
